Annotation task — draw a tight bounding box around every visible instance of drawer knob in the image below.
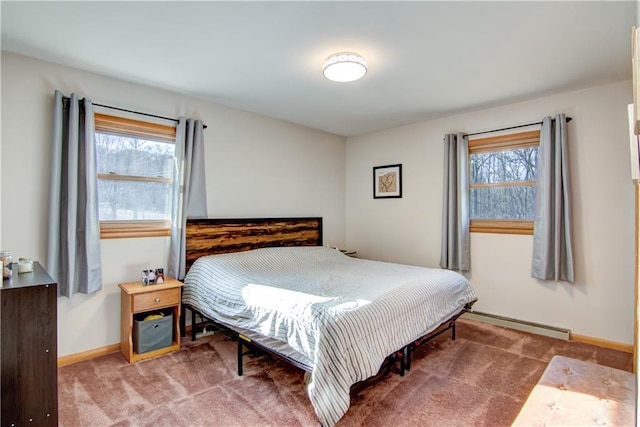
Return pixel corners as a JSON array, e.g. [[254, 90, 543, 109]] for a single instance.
[[155, 297, 161, 303]]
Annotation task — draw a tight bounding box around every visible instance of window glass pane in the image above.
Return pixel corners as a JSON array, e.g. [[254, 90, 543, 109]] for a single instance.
[[470, 185, 536, 220], [470, 147, 538, 185], [98, 179, 172, 221], [96, 132, 174, 178]]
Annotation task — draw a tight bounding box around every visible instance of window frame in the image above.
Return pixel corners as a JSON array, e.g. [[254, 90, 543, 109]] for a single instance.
[[94, 113, 176, 239], [468, 130, 540, 235]]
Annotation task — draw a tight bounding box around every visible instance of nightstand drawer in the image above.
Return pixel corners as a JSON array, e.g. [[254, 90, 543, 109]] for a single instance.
[[132, 288, 180, 313]]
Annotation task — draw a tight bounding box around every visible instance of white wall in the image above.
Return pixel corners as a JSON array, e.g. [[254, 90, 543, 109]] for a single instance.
[[0, 51, 346, 357], [2, 48, 633, 354], [347, 80, 635, 345]]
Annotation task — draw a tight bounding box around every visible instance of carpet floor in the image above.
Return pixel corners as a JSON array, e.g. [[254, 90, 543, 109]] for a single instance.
[[58, 319, 633, 426]]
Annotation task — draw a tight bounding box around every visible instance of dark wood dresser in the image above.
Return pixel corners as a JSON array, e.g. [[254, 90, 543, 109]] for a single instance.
[[1, 262, 57, 426]]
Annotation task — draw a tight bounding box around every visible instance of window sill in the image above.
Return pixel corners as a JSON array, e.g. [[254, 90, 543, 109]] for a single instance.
[[470, 220, 533, 235], [100, 221, 171, 239]]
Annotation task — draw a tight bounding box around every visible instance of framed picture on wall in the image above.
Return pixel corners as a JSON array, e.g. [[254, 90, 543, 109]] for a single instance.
[[373, 164, 402, 199]]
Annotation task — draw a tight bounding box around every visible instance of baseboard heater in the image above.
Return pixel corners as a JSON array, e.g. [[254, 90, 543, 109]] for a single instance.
[[462, 310, 571, 340]]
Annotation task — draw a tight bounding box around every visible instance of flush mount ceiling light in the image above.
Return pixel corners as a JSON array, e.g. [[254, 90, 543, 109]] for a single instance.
[[322, 52, 367, 83]]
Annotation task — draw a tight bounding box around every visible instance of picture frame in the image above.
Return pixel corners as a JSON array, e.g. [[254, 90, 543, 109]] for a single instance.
[[373, 164, 402, 199], [141, 268, 166, 285]]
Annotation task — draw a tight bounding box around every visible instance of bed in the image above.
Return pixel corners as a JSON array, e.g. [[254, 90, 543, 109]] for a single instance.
[[181, 217, 477, 426]]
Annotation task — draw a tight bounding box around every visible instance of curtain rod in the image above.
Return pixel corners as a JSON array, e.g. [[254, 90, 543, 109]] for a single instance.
[[468, 116, 572, 137], [62, 96, 208, 129]]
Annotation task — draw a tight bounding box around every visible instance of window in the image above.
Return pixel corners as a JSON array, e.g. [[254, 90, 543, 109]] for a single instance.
[[94, 113, 176, 239], [469, 130, 540, 235]]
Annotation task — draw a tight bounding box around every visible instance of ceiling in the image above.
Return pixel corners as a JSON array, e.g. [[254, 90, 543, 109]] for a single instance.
[[1, 1, 636, 137]]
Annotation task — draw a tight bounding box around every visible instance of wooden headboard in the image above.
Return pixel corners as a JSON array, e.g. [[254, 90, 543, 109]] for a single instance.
[[185, 217, 323, 273]]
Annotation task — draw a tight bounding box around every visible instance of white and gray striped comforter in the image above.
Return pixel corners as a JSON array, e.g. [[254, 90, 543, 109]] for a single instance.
[[183, 246, 477, 426]]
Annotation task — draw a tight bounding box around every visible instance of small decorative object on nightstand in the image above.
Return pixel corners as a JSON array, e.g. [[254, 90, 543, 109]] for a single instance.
[[339, 249, 358, 257], [118, 277, 183, 363]]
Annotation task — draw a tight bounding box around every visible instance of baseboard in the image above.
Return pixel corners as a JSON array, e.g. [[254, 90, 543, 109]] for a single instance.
[[57, 324, 194, 366], [463, 311, 632, 353], [570, 333, 633, 354], [462, 311, 570, 340], [57, 343, 121, 367]]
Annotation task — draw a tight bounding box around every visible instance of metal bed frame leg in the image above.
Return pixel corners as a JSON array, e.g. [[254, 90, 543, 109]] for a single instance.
[[398, 315, 463, 377], [191, 308, 197, 341], [405, 346, 411, 372], [180, 303, 186, 337], [237, 338, 244, 376]]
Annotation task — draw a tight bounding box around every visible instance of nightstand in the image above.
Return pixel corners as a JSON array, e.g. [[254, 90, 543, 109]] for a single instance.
[[118, 278, 183, 363]]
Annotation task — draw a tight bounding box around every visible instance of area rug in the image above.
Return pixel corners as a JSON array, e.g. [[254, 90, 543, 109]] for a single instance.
[[58, 319, 633, 426]]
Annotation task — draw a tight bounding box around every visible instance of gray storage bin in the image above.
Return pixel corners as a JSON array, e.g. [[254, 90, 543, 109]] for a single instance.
[[133, 311, 173, 354]]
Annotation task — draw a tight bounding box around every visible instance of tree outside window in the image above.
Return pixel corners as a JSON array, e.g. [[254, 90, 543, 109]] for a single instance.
[[94, 114, 176, 239], [469, 131, 539, 235]]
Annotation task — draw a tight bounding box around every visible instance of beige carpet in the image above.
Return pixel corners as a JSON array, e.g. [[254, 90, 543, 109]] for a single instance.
[[58, 319, 633, 426]]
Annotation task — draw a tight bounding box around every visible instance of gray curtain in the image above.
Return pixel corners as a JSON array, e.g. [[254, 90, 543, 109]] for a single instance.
[[47, 91, 102, 297], [169, 117, 208, 280], [440, 133, 470, 271], [531, 114, 574, 282]]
